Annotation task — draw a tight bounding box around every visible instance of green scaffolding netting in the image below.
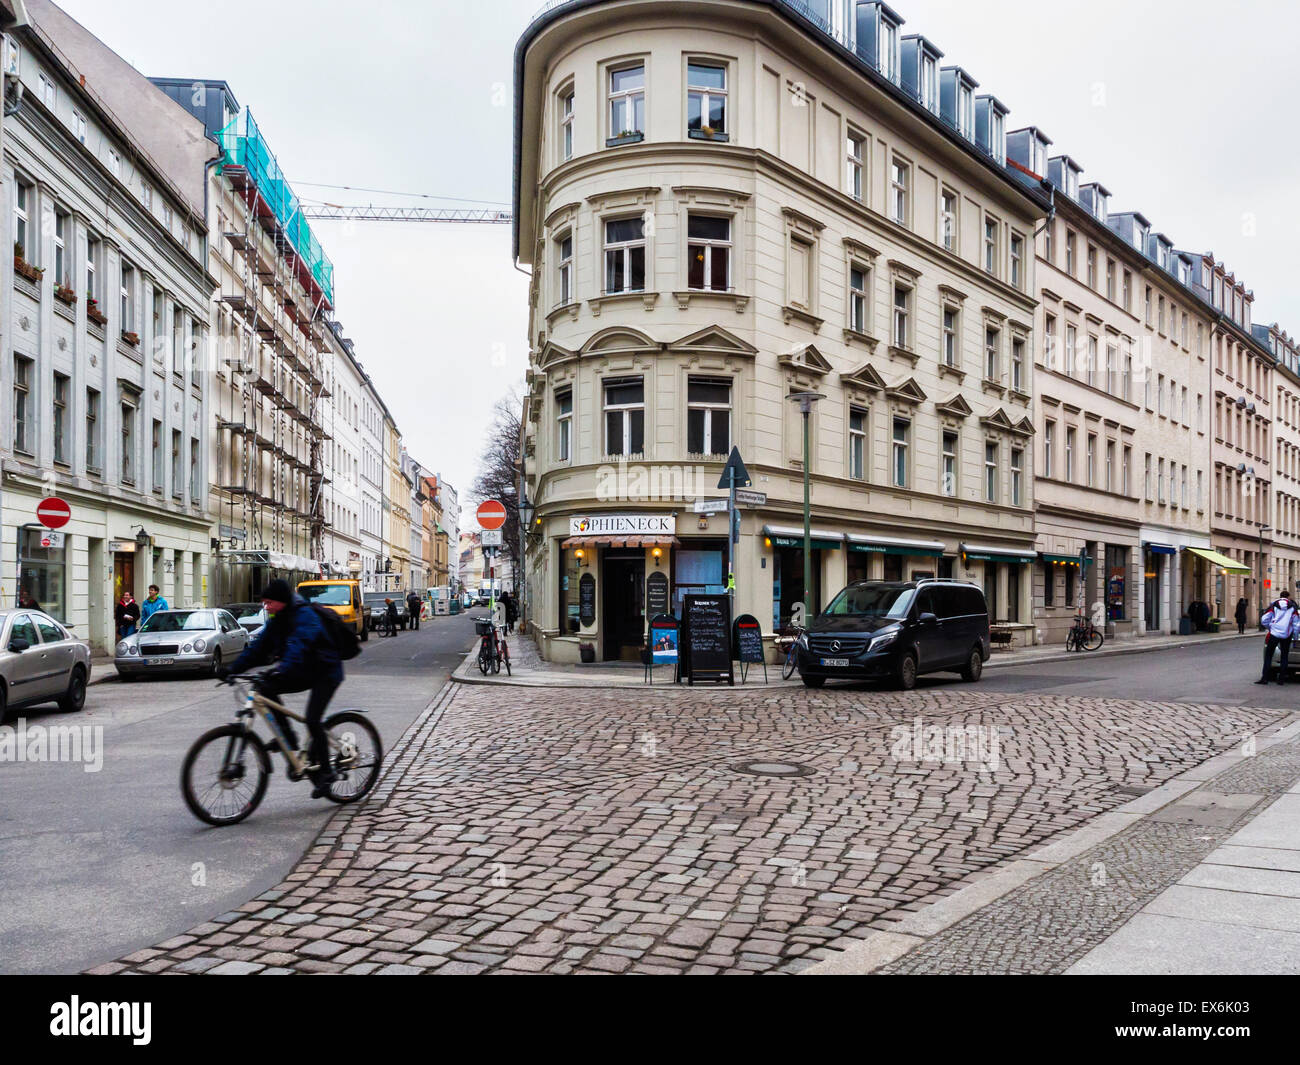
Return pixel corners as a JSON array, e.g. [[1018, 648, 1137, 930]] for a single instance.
[[216, 107, 335, 306]]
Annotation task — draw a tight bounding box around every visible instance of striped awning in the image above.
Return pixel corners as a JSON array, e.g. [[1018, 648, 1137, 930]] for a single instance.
[[561, 535, 681, 549]]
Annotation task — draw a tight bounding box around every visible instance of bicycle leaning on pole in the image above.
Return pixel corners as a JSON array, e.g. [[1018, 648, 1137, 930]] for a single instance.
[[475, 614, 512, 676], [1064, 610, 1105, 652]]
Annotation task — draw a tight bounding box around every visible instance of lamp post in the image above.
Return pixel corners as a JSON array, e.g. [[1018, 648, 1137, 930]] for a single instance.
[[787, 391, 825, 623], [518, 491, 535, 634], [1258, 522, 1271, 622]]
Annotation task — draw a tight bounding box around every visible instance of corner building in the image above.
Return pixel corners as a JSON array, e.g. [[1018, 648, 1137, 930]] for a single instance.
[[515, 0, 1050, 663]]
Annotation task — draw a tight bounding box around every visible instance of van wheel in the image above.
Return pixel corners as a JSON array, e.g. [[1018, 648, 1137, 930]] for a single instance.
[[895, 653, 917, 691], [801, 675, 825, 689], [960, 648, 984, 682], [360, 625, 369, 643]]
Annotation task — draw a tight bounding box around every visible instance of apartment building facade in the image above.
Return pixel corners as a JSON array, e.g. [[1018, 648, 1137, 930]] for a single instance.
[[320, 320, 365, 578], [515, 0, 1050, 662], [1260, 324, 1300, 600], [381, 413, 410, 592], [2, 0, 213, 652]]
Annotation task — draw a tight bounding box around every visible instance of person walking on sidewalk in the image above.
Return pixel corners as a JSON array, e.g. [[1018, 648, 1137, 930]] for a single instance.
[[406, 590, 421, 631], [140, 584, 169, 624], [503, 591, 518, 635], [1256, 595, 1299, 685], [1235, 597, 1249, 635]]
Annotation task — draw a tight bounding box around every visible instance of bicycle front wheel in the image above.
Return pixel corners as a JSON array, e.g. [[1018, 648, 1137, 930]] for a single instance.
[[1065, 631, 1077, 652], [321, 711, 383, 804], [181, 724, 270, 826], [782, 645, 798, 680], [1084, 628, 1104, 651]]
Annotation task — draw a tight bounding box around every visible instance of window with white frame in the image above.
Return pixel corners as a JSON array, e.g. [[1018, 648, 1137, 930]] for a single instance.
[[12, 355, 33, 454], [1066, 324, 1077, 376], [1044, 419, 1055, 478], [985, 326, 1000, 382], [878, 16, 899, 82], [849, 264, 868, 333], [1087, 246, 1097, 288], [1011, 447, 1023, 506], [920, 53, 938, 113], [893, 284, 911, 349], [1065, 230, 1076, 275], [849, 407, 867, 480], [687, 62, 727, 135], [53, 373, 69, 465], [890, 158, 909, 225], [1011, 337, 1025, 392], [73, 110, 86, 144], [120, 261, 135, 331], [39, 73, 55, 108], [1123, 446, 1131, 496], [1106, 259, 1116, 301], [608, 64, 645, 138], [942, 306, 959, 367], [121, 399, 137, 484], [1087, 335, 1098, 388], [892, 418, 909, 488], [1065, 426, 1075, 481], [53, 208, 69, 287], [942, 431, 958, 497], [687, 215, 730, 291], [1106, 342, 1118, 395], [604, 217, 645, 293], [1144, 453, 1152, 500], [985, 442, 998, 502], [846, 131, 865, 202], [788, 236, 814, 309], [603, 377, 644, 456], [1044, 314, 1056, 370], [984, 216, 999, 275], [141, 182, 152, 211], [86, 388, 101, 471], [940, 189, 958, 252], [1010, 232, 1024, 289], [13, 177, 30, 258], [687, 377, 731, 456], [557, 233, 573, 306], [1086, 433, 1096, 487], [559, 87, 575, 161]]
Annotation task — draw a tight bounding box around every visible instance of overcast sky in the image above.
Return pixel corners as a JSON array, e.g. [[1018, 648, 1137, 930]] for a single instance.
[[53, 0, 1300, 527]]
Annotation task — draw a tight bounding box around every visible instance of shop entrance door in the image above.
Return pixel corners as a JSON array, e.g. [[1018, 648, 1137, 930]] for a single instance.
[[1144, 551, 1160, 631], [602, 554, 645, 661]]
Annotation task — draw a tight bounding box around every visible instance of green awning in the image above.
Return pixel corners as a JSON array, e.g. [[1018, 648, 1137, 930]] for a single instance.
[[961, 543, 1037, 564], [769, 536, 841, 551], [1185, 546, 1251, 575], [849, 542, 944, 557], [1040, 553, 1090, 566]]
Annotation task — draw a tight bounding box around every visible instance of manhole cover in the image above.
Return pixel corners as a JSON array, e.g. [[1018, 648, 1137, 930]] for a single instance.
[[733, 760, 816, 778]]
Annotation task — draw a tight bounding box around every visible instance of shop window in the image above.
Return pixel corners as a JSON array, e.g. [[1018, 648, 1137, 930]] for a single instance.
[[1043, 562, 1054, 607], [19, 527, 67, 622], [558, 548, 584, 634], [674, 548, 725, 617]]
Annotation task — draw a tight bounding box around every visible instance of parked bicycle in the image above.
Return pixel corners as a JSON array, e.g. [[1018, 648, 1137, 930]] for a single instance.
[[776, 623, 807, 681], [180, 672, 383, 826], [475, 615, 512, 676], [1065, 612, 1104, 652]]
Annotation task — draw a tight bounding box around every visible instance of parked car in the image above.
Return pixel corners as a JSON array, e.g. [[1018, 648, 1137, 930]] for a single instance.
[[796, 579, 990, 691], [222, 602, 269, 638], [362, 591, 408, 631], [298, 579, 369, 641], [115, 608, 248, 679], [0, 608, 92, 719]]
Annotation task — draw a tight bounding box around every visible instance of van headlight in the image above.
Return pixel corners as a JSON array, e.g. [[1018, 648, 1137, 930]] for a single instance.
[[869, 630, 899, 652]]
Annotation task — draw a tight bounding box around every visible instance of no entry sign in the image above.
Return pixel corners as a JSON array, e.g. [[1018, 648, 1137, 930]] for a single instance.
[[477, 499, 507, 531], [37, 496, 71, 530]]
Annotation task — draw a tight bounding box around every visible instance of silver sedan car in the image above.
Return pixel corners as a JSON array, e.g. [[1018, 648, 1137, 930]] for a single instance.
[[115, 608, 248, 679], [1, 608, 93, 719]]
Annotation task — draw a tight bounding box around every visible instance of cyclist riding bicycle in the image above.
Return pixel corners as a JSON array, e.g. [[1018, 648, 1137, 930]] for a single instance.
[[218, 578, 342, 797]]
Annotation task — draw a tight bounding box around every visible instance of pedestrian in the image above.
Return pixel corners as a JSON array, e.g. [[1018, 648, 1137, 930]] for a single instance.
[[115, 590, 140, 639], [17, 589, 41, 613], [1235, 597, 1249, 635], [141, 584, 169, 624], [504, 591, 519, 635], [1256, 595, 1298, 686], [406, 589, 421, 631], [383, 597, 399, 638]]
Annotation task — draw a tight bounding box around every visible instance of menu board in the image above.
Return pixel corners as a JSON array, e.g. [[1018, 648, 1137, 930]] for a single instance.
[[579, 572, 596, 626], [646, 571, 669, 619], [682, 594, 734, 685], [733, 614, 764, 664]]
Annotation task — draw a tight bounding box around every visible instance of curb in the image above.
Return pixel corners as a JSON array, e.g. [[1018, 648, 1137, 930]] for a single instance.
[[983, 629, 1254, 670], [802, 714, 1300, 975]]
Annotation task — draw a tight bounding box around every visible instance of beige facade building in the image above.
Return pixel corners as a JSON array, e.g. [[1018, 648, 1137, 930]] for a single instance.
[[515, 0, 1051, 662], [381, 413, 409, 592], [1260, 325, 1300, 601]]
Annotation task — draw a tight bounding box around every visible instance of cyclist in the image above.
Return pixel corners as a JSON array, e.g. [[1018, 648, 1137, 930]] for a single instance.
[[219, 578, 342, 797]]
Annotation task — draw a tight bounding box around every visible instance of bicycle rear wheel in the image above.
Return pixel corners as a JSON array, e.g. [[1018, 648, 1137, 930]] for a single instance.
[[502, 643, 511, 676], [1064, 631, 1077, 652], [321, 711, 383, 804], [782, 644, 798, 680], [181, 724, 270, 826], [1084, 628, 1104, 651]]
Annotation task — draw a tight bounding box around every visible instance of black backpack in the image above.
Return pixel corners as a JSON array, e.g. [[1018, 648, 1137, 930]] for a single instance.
[[308, 603, 362, 661]]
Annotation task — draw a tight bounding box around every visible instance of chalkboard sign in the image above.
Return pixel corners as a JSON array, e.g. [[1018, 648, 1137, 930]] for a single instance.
[[682, 594, 734, 685], [579, 572, 596, 626], [646, 571, 669, 619], [733, 614, 764, 663]]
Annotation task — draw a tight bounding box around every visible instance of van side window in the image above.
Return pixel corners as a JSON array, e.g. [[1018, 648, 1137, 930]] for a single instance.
[[916, 589, 935, 616], [963, 587, 986, 616], [934, 587, 960, 620]]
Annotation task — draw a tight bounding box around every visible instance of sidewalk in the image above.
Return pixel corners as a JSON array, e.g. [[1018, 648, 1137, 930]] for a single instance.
[[452, 628, 1257, 689], [805, 715, 1300, 975]]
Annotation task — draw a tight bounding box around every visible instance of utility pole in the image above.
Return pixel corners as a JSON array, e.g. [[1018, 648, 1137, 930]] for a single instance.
[[1259, 522, 1271, 622], [787, 393, 824, 623]]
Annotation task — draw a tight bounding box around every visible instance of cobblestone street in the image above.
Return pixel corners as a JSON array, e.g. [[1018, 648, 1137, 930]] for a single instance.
[[97, 678, 1290, 975]]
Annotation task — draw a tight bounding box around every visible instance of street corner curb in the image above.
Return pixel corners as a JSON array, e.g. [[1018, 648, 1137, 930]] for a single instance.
[[983, 630, 1255, 671]]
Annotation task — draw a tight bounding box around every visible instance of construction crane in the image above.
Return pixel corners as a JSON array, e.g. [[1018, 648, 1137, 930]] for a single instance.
[[301, 204, 512, 223]]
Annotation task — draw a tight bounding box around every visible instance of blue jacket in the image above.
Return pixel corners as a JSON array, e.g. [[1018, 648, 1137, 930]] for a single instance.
[[231, 594, 342, 684], [140, 595, 169, 622]]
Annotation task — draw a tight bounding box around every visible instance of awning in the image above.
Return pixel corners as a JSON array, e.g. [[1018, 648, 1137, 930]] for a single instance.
[[961, 543, 1037, 564], [763, 525, 843, 551], [561, 535, 681, 549], [1039, 552, 1090, 566], [1185, 546, 1251, 575], [1143, 541, 1177, 555], [847, 534, 945, 557]]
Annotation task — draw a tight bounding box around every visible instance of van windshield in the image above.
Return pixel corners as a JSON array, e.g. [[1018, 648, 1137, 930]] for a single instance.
[[299, 584, 352, 606], [821, 585, 915, 619]]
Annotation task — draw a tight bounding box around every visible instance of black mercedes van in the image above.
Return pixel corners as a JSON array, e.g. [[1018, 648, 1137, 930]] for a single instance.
[[795, 579, 990, 690]]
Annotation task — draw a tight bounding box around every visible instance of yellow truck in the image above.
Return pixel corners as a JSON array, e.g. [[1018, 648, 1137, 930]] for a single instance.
[[297, 579, 369, 642]]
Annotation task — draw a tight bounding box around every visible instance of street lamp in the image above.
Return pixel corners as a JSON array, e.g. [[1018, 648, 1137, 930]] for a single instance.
[[1259, 522, 1271, 620], [787, 391, 825, 624], [517, 491, 535, 631]]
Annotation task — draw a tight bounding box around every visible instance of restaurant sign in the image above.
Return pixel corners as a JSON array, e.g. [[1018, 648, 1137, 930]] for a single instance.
[[569, 514, 676, 536]]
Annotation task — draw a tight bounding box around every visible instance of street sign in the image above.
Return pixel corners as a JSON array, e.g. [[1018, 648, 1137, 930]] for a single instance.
[[481, 529, 503, 547], [691, 498, 730, 514], [477, 499, 508, 531], [37, 496, 71, 530], [40, 531, 65, 549], [716, 446, 752, 490], [735, 489, 767, 506]]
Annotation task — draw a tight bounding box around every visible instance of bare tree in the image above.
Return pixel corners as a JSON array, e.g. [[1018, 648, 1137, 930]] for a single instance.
[[471, 388, 524, 572]]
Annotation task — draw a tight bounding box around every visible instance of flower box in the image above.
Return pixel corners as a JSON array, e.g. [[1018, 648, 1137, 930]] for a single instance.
[[13, 255, 43, 283], [121, 330, 140, 346], [688, 127, 729, 142], [54, 284, 77, 305], [86, 299, 107, 326], [605, 131, 644, 147]]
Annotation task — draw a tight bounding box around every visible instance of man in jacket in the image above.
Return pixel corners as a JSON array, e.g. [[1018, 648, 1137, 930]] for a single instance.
[[223, 578, 342, 796], [1256, 595, 1298, 686], [140, 585, 169, 624], [406, 590, 421, 631]]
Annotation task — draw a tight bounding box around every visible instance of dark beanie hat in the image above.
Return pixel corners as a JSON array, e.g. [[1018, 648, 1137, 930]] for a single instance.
[[262, 578, 293, 603]]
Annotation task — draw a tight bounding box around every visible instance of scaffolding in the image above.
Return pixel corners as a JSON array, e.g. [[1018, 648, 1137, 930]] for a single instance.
[[211, 108, 334, 601]]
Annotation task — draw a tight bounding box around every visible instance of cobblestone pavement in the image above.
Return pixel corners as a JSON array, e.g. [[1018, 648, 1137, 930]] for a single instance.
[[95, 684, 1288, 975]]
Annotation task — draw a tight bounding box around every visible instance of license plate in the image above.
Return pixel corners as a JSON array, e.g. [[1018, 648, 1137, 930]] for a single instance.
[[146, 658, 174, 666], [820, 657, 850, 668]]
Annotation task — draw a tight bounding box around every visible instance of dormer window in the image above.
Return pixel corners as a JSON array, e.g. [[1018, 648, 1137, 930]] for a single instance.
[[878, 15, 899, 83], [990, 108, 1005, 163], [920, 54, 938, 112], [958, 83, 974, 139]]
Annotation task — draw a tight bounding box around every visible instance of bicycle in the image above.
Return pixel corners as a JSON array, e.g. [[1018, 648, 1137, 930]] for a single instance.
[[775, 623, 806, 680], [475, 616, 511, 676], [180, 673, 383, 826], [1065, 613, 1104, 652]]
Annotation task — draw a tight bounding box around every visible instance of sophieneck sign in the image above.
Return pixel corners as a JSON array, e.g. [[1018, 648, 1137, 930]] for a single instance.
[[568, 514, 676, 536]]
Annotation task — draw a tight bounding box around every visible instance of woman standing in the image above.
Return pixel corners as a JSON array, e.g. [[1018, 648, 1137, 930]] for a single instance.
[[115, 591, 141, 640], [1235, 597, 1249, 635]]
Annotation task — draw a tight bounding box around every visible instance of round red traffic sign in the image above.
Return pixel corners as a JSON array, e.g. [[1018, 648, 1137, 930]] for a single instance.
[[477, 499, 508, 531], [37, 496, 71, 530]]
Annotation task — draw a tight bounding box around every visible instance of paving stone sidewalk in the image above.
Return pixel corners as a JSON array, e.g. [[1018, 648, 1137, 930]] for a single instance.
[[93, 679, 1290, 975]]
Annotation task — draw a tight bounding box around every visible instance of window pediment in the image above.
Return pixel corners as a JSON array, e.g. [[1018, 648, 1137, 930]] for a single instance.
[[671, 325, 757, 357], [840, 362, 886, 392], [585, 186, 661, 209], [885, 376, 927, 404], [778, 344, 833, 376], [935, 393, 973, 419], [578, 327, 660, 357]]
